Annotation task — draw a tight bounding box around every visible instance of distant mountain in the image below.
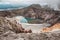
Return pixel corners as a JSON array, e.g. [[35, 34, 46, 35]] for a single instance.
[[0, 2, 29, 10]]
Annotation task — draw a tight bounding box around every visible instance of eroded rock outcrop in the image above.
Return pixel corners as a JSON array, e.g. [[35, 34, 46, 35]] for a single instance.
[[0, 17, 32, 35]]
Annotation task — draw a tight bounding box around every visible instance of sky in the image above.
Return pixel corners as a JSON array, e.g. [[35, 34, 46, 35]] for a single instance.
[[0, 0, 60, 10], [0, 0, 59, 5], [1, 0, 46, 4]]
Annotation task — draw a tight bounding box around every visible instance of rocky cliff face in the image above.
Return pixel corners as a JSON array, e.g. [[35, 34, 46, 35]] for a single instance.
[[0, 4, 60, 25]]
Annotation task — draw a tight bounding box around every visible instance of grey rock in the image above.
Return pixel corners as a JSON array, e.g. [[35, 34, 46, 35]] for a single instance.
[[1, 31, 60, 40]]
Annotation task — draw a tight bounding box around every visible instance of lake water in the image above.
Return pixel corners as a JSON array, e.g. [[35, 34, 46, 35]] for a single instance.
[[21, 23, 51, 33]]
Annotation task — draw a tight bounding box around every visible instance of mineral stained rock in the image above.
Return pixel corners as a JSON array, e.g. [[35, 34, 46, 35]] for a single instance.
[[41, 23, 60, 32]]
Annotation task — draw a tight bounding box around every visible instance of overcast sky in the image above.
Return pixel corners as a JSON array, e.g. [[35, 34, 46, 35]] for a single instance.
[[1, 0, 46, 4], [0, 0, 59, 5], [0, 0, 60, 10]]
